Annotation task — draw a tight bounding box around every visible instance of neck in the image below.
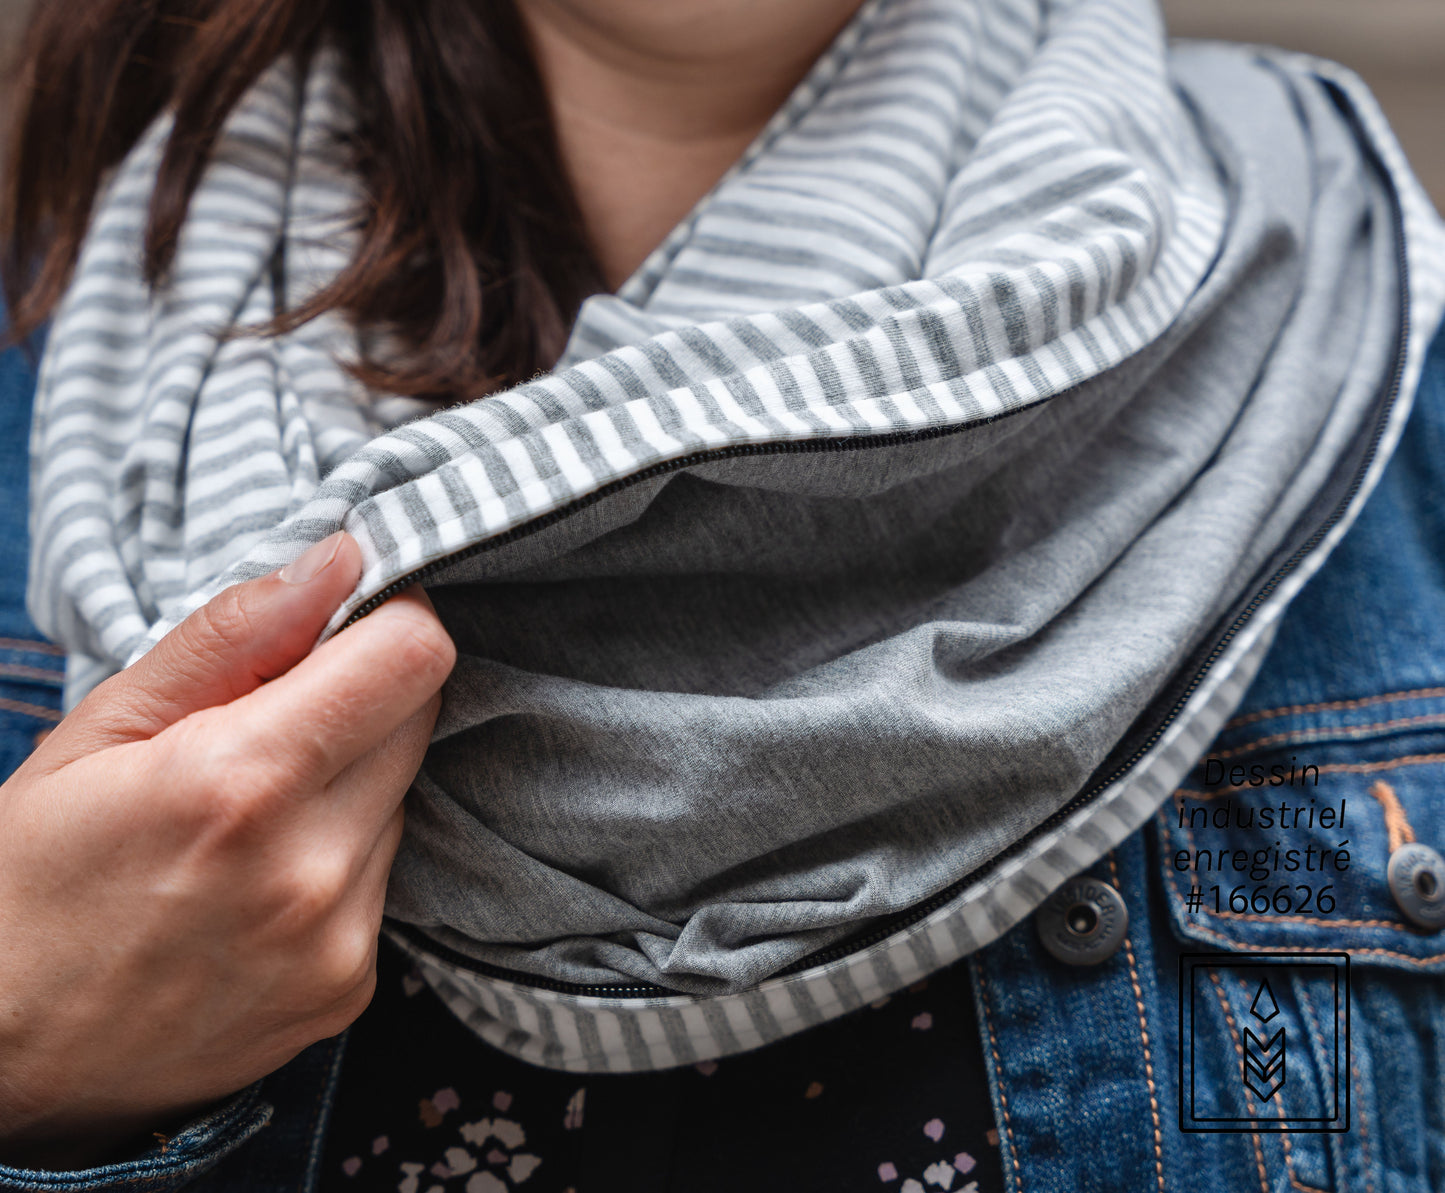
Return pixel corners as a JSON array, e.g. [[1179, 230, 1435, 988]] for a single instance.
[[515, 0, 868, 291]]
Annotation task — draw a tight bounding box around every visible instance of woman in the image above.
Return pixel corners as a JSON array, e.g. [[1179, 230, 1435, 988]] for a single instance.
[[3, 0, 1445, 1188]]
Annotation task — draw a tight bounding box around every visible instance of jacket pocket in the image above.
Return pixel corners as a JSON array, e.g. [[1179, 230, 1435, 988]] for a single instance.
[[1159, 715, 1445, 969], [1156, 705, 1445, 1193]]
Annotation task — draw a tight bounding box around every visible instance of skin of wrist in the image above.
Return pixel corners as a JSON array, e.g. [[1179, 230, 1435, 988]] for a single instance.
[[0, 1103, 216, 1167], [0, 1082, 216, 1172]]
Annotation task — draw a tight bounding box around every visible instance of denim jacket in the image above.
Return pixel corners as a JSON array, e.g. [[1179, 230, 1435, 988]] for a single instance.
[[4, 308, 1444, 1190], [5, 205, 1445, 1193]]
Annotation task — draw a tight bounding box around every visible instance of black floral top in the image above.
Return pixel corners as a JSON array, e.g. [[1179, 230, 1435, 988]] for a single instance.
[[320, 936, 1003, 1193]]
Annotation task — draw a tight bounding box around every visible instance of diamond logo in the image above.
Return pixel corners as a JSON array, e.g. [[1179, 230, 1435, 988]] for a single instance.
[[1249, 977, 1280, 1024]]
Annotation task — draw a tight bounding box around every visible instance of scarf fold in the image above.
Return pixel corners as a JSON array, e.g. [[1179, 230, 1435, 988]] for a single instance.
[[31, 0, 1445, 1068]]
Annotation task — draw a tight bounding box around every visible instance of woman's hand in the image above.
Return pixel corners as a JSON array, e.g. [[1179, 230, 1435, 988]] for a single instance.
[[0, 532, 456, 1170]]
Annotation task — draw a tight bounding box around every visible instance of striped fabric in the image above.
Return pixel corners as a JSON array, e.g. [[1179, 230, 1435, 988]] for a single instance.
[[34, 0, 1234, 682], [29, 0, 1445, 1071]]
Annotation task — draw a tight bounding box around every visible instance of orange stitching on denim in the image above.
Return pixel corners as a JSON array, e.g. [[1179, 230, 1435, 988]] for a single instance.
[[0, 695, 62, 722], [1107, 854, 1165, 1193], [0, 636, 64, 655], [1210, 715, 1445, 760], [1179, 751, 1445, 798], [1176, 749, 1444, 932], [1177, 907, 1445, 963], [1269, 1071, 1329, 1193], [1161, 822, 1443, 948], [1279, 1130, 1329, 1193], [1275, 1096, 1330, 1192], [1205, 970, 1270, 1193], [1183, 910, 1399, 930], [1226, 686, 1445, 729], [0, 661, 65, 682], [1348, 1050, 1376, 1193], [973, 962, 1024, 1193], [1367, 779, 1416, 853], [1273, 1084, 1330, 1193], [1291, 980, 1365, 1193], [1163, 795, 1406, 931]]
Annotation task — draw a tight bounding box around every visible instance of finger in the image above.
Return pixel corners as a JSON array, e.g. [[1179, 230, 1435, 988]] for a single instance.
[[357, 803, 406, 927], [301, 803, 405, 1032], [349, 803, 407, 974], [231, 585, 455, 791], [46, 533, 362, 764], [318, 692, 440, 843]]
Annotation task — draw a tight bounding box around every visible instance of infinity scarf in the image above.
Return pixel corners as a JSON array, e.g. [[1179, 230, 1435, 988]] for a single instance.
[[30, 0, 1445, 1069]]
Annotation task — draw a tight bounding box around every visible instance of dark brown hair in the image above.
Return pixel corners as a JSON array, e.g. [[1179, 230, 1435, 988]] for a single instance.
[[0, 0, 605, 400]]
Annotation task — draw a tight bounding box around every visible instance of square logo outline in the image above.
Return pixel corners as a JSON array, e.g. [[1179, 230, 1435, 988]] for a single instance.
[[1177, 951, 1351, 1134]]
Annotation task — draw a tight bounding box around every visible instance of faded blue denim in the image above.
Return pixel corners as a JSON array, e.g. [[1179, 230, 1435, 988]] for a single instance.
[[969, 318, 1445, 1192], [0, 316, 62, 778], [4, 319, 1444, 1190]]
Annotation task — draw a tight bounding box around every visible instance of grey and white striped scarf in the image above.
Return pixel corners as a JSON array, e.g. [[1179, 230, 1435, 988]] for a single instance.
[[30, 0, 1445, 1070]]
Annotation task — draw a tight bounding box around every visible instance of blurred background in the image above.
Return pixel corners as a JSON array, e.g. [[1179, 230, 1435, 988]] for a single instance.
[[1160, 0, 1445, 205], [0, 0, 1442, 204]]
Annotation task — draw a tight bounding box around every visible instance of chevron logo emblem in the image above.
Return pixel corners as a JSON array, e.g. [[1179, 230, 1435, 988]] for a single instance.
[[1179, 952, 1350, 1133], [1243, 978, 1286, 1101]]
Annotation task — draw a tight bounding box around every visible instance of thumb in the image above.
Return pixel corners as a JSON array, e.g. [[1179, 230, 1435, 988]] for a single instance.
[[50, 532, 363, 759]]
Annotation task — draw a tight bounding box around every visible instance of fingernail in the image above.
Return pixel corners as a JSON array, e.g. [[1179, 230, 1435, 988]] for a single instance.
[[279, 532, 344, 585]]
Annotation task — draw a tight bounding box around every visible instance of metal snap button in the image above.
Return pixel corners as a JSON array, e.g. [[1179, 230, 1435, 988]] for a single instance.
[[1036, 875, 1129, 965], [1387, 843, 1445, 930]]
